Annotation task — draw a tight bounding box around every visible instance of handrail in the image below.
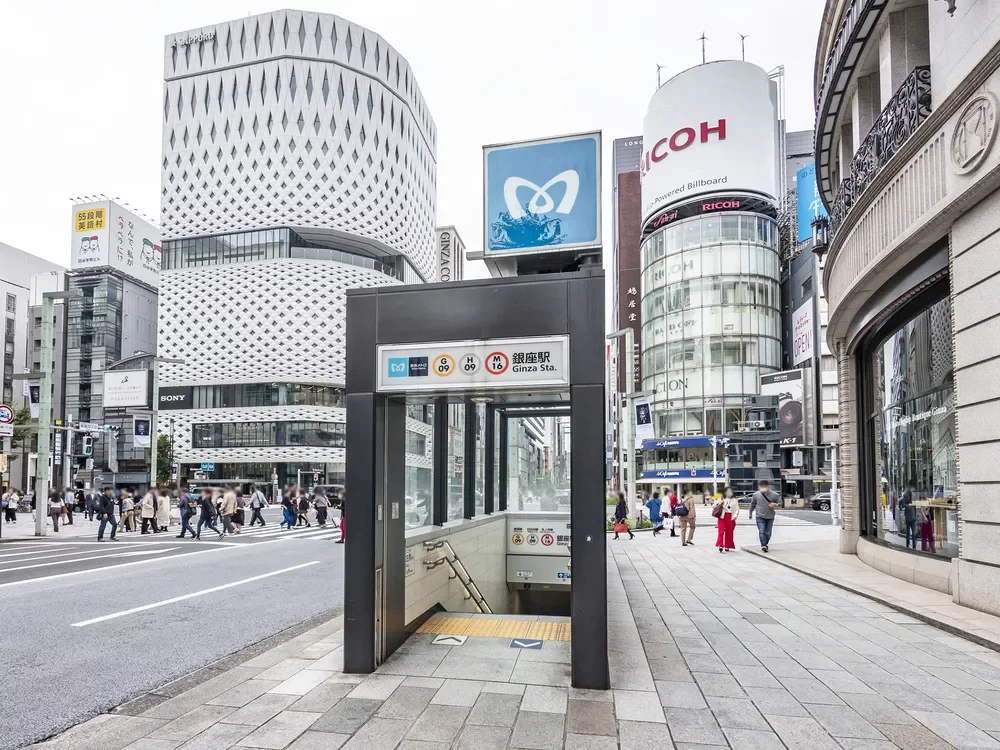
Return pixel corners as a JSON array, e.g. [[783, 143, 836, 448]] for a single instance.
[[422, 540, 492, 614]]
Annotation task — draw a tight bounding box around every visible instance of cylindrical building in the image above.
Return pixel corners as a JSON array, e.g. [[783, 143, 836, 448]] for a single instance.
[[638, 61, 781, 490], [157, 10, 436, 491]]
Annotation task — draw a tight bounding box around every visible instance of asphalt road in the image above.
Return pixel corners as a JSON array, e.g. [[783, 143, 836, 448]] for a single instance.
[[0, 507, 344, 749]]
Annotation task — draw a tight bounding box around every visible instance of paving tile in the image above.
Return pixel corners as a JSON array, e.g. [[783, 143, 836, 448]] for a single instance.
[[565, 699, 617, 735], [614, 689, 665, 723], [151, 705, 237, 743], [175, 723, 254, 750], [430, 678, 484, 707], [842, 693, 919, 725], [618, 719, 671, 750], [405, 704, 470, 744], [467, 692, 522, 727], [376, 686, 437, 720], [835, 740, 899, 749], [661, 707, 727, 745], [340, 717, 411, 750], [208, 680, 283, 708], [807, 703, 885, 739], [654, 679, 707, 708], [765, 714, 846, 749], [729, 664, 782, 689], [432, 653, 516, 681], [284, 731, 350, 750], [569, 687, 613, 702], [874, 722, 959, 750], [481, 681, 526, 695], [509, 710, 566, 750], [236, 710, 320, 749], [286, 680, 356, 714], [377, 651, 448, 677], [453, 725, 511, 750], [683, 652, 729, 674], [308, 698, 383, 734], [706, 696, 769, 730], [346, 674, 406, 701], [759, 657, 813, 679], [694, 671, 745, 698], [122, 740, 183, 750], [255, 659, 314, 683], [520, 685, 569, 714], [563, 734, 620, 750], [397, 742, 449, 750], [510, 660, 572, 687], [269, 670, 334, 696], [220, 694, 299, 728], [402, 676, 445, 689], [909, 710, 1000, 749], [938, 697, 1000, 731], [648, 658, 695, 682], [778, 676, 846, 705], [720, 727, 786, 749], [810, 669, 877, 695]]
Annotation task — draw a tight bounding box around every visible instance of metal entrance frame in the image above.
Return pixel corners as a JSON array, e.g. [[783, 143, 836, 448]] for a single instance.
[[343, 269, 608, 690]]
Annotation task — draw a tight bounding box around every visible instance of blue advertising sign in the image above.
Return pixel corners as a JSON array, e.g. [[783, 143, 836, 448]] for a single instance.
[[641, 468, 729, 480], [200, 462, 215, 472], [796, 163, 829, 243], [484, 132, 601, 256], [641, 436, 730, 451]]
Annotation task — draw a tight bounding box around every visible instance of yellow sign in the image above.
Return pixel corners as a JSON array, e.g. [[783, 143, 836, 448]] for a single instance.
[[432, 354, 455, 377], [75, 208, 106, 233]]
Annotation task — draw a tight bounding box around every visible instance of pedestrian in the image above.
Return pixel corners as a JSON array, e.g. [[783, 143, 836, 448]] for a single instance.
[[714, 486, 738, 553], [248, 484, 267, 526], [677, 489, 696, 546], [120, 492, 135, 533], [2, 488, 15, 523], [156, 488, 171, 532], [613, 491, 634, 540], [336, 490, 345, 543], [233, 489, 245, 533], [220, 486, 238, 535], [196, 488, 224, 539], [176, 485, 197, 539], [645, 491, 664, 536], [313, 487, 329, 526], [668, 490, 679, 537], [280, 486, 296, 530], [899, 482, 917, 550], [296, 490, 311, 527], [85, 488, 98, 521], [748, 479, 779, 552], [48, 489, 64, 532], [97, 487, 118, 542], [63, 487, 75, 525], [140, 489, 158, 534]]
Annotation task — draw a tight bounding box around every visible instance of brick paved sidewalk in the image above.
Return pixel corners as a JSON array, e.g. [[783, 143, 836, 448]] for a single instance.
[[31, 533, 1000, 749]]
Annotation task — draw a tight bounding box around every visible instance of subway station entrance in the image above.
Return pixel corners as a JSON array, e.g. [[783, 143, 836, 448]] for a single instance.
[[343, 270, 608, 689]]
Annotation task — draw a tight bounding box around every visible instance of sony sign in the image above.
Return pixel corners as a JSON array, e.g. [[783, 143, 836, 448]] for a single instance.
[[436, 226, 465, 283], [171, 31, 216, 48], [157, 386, 193, 410], [641, 60, 778, 224]]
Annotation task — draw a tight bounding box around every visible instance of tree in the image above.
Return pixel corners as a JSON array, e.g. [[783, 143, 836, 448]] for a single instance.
[[156, 434, 171, 484], [9, 406, 32, 456]]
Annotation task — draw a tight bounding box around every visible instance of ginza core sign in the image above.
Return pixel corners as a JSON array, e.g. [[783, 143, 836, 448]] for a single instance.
[[641, 60, 779, 224]]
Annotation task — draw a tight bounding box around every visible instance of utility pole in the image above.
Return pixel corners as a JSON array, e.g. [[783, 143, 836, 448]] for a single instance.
[[699, 32, 708, 65], [740, 34, 749, 61]]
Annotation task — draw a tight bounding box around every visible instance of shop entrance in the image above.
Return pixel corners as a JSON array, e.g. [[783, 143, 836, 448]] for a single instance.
[[343, 270, 608, 690]]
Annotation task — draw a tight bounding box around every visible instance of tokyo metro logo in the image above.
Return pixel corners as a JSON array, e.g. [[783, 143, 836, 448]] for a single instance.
[[502, 170, 580, 219]]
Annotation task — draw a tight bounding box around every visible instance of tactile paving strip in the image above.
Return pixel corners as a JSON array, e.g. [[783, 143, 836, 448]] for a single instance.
[[416, 615, 571, 641]]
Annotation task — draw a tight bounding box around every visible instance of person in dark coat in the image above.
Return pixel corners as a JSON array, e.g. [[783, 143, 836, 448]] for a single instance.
[[196, 489, 224, 539], [613, 491, 634, 540], [97, 488, 118, 542]]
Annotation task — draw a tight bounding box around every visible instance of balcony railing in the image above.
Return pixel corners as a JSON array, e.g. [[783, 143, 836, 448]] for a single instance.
[[830, 66, 931, 236]]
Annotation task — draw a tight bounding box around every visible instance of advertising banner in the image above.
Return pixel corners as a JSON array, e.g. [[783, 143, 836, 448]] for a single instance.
[[103, 370, 152, 408], [133, 415, 151, 448], [641, 61, 777, 224], [27, 381, 40, 419], [642, 436, 730, 450], [791, 300, 814, 366], [157, 386, 193, 410], [796, 163, 829, 243], [641, 468, 728, 480], [634, 396, 655, 442], [71, 200, 161, 289], [484, 132, 601, 256], [760, 369, 805, 446], [377, 336, 569, 393]]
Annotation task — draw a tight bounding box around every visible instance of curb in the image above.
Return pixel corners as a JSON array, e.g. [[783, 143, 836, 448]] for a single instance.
[[744, 547, 1000, 654]]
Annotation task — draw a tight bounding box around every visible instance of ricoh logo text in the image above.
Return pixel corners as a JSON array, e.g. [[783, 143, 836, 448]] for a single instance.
[[640, 120, 727, 176]]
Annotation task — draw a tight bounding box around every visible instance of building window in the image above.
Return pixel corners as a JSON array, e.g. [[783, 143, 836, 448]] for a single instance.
[[821, 384, 838, 400], [5, 294, 15, 313], [801, 277, 813, 296], [405, 430, 427, 456], [860, 289, 956, 558], [191, 420, 346, 449], [5, 318, 13, 338]]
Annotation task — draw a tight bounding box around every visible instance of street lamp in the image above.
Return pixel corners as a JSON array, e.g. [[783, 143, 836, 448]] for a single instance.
[[811, 216, 830, 257]]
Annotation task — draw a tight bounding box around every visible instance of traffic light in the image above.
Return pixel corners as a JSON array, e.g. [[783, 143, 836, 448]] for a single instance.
[[81, 436, 93, 456]]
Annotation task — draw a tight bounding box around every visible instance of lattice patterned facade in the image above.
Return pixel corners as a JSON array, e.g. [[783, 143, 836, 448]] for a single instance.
[[162, 9, 437, 279]]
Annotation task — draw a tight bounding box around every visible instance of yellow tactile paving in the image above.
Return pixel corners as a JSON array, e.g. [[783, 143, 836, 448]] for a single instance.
[[416, 615, 572, 641]]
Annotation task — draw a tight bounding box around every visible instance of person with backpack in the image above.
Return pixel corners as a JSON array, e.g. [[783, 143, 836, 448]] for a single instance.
[[248, 484, 267, 526], [196, 488, 224, 539], [667, 490, 679, 537], [645, 491, 664, 537], [676, 489, 696, 546], [176, 486, 197, 539], [613, 491, 634, 540], [748, 479, 780, 552]]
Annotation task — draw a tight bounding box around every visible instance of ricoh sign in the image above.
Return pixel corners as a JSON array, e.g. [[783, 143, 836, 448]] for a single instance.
[[641, 60, 779, 224]]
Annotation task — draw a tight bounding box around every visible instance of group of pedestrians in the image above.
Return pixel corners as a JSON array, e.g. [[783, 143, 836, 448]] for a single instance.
[[610, 478, 780, 553], [279, 484, 345, 542]]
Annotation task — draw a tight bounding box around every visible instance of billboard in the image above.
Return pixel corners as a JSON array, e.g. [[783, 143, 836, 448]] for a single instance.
[[760, 369, 804, 446], [436, 226, 466, 282], [795, 163, 829, 243], [103, 370, 152, 408], [641, 61, 778, 224], [613, 136, 644, 395], [791, 300, 815, 366], [71, 200, 161, 289], [484, 132, 601, 256]]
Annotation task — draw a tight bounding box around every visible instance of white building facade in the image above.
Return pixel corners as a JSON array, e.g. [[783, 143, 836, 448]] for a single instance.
[[158, 10, 436, 491]]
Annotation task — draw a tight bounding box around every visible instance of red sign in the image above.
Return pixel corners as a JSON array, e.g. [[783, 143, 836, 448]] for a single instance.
[[485, 352, 509, 375], [641, 120, 727, 176], [541, 533, 554, 546]]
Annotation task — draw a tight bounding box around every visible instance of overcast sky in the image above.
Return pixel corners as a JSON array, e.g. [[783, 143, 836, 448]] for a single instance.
[[0, 1, 822, 273]]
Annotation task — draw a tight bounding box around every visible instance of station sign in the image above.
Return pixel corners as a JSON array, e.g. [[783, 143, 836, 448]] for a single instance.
[[376, 336, 569, 393]]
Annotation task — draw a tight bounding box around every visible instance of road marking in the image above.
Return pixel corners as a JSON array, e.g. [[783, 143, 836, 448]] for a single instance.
[[510, 639, 544, 649], [0, 546, 176, 572], [432, 635, 467, 646], [70, 561, 321, 627], [0, 545, 148, 563]]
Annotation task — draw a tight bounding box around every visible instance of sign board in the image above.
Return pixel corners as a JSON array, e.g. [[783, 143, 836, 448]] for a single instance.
[[54, 431, 62, 462], [71, 200, 161, 289], [0, 404, 14, 438], [200, 462, 215, 472], [484, 131, 601, 257], [642, 436, 729, 450], [377, 336, 569, 393], [760, 369, 805, 446], [27, 382, 40, 419], [507, 514, 571, 556], [158, 386, 193, 410], [103, 370, 152, 408], [78, 422, 100, 432], [791, 300, 814, 366], [634, 396, 655, 442], [133, 415, 151, 448], [641, 468, 728, 480], [641, 60, 778, 224], [796, 163, 829, 243], [436, 226, 465, 282]]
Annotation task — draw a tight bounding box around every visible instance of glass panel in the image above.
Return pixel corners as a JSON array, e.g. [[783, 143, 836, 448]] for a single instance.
[[475, 404, 486, 516], [405, 401, 433, 531], [506, 414, 571, 513], [447, 404, 465, 521]]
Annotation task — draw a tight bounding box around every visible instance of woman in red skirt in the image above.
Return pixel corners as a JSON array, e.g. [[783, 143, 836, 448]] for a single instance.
[[714, 486, 738, 553]]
